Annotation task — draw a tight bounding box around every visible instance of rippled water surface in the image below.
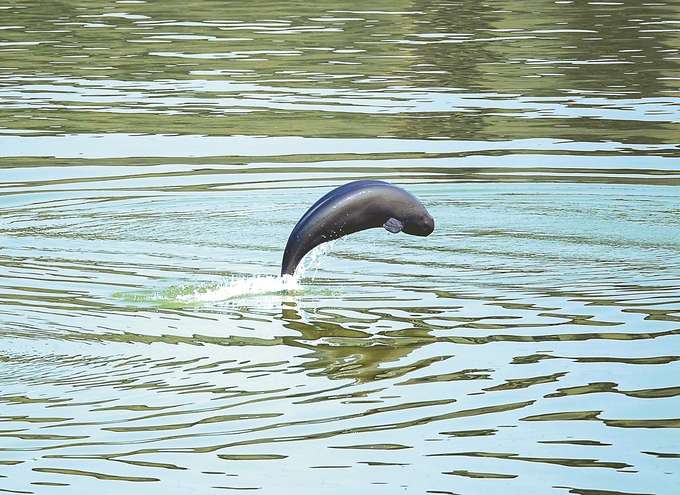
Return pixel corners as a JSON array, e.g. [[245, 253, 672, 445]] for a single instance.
[[1, 1, 679, 494]]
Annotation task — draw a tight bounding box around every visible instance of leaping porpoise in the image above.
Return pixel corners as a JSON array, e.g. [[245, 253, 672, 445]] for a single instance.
[[281, 180, 435, 276]]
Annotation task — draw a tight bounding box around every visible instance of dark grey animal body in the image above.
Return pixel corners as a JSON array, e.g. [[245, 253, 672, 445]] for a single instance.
[[281, 180, 434, 276]]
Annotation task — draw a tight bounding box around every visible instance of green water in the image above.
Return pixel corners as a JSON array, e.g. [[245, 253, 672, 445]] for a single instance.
[[1, 1, 679, 494]]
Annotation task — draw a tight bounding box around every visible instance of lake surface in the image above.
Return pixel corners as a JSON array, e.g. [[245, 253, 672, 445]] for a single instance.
[[1, 1, 679, 494]]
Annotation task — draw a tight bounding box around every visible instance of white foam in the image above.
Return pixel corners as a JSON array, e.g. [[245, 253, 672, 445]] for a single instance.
[[172, 241, 337, 304], [175, 274, 302, 303]]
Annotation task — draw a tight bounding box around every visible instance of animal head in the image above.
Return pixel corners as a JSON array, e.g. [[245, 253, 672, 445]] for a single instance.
[[402, 209, 435, 237]]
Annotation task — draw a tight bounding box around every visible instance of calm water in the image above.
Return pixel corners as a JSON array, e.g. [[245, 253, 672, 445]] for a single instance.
[[1, 1, 680, 494]]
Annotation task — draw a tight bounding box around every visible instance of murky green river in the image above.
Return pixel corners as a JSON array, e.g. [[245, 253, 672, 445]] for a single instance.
[[1, 1, 679, 493]]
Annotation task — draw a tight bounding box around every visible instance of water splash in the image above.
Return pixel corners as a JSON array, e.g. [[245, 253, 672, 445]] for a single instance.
[[175, 274, 302, 304], [119, 241, 338, 305], [294, 240, 337, 281], [175, 241, 337, 303]]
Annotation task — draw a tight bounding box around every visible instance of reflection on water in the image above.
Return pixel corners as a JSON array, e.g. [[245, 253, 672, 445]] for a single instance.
[[1, 0, 679, 142], [1, 1, 679, 494]]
